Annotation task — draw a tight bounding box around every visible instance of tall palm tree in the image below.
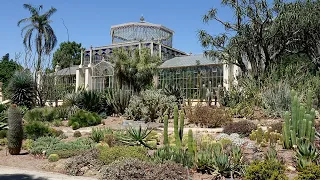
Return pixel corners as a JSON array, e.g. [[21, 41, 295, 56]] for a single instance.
[[18, 4, 57, 72]]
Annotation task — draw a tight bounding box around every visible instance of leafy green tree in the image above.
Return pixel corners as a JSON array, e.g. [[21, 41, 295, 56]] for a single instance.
[[110, 48, 161, 92], [0, 54, 23, 99], [18, 4, 57, 72], [52, 41, 84, 69]]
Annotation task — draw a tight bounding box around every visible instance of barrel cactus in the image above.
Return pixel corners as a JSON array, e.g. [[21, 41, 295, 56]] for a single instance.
[[7, 104, 23, 155]]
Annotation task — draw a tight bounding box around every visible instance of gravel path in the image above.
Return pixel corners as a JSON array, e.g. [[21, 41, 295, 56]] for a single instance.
[[0, 165, 97, 180]]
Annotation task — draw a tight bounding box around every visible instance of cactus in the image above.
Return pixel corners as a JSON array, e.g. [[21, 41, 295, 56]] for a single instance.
[[179, 110, 184, 141], [188, 129, 194, 156], [7, 104, 23, 155], [250, 125, 282, 147], [283, 90, 316, 149], [163, 114, 169, 146], [173, 105, 181, 147]]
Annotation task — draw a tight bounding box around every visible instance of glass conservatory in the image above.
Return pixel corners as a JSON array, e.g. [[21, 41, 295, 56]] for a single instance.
[[52, 17, 239, 96]]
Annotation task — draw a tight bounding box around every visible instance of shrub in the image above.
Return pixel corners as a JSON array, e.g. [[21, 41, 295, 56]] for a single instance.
[[245, 160, 288, 180], [71, 122, 80, 130], [223, 120, 257, 137], [99, 146, 148, 165], [55, 106, 69, 119], [49, 128, 64, 137], [68, 110, 101, 129], [0, 130, 7, 139], [261, 81, 291, 117], [73, 131, 82, 137], [52, 119, 63, 127], [100, 158, 189, 180], [24, 107, 57, 122], [7, 71, 36, 109], [296, 164, 320, 180], [186, 105, 232, 128], [0, 138, 8, 146], [65, 149, 104, 176], [124, 89, 176, 122], [29, 137, 95, 158], [48, 154, 60, 162], [24, 121, 50, 140]]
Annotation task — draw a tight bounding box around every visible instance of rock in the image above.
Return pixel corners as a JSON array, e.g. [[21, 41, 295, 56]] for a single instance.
[[80, 166, 89, 173], [287, 165, 296, 172]]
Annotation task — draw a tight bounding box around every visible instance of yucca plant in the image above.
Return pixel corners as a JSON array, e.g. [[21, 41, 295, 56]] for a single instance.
[[7, 71, 36, 109], [76, 90, 104, 113], [119, 125, 153, 149], [105, 88, 131, 115]]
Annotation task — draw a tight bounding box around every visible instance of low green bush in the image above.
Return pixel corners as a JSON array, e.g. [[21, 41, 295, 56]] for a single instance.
[[24, 107, 57, 122], [24, 121, 50, 140], [48, 154, 60, 162], [52, 119, 63, 127], [0, 138, 8, 146], [245, 160, 288, 180], [29, 136, 95, 158], [295, 164, 320, 180], [0, 130, 7, 139], [68, 110, 101, 129], [99, 146, 148, 165]]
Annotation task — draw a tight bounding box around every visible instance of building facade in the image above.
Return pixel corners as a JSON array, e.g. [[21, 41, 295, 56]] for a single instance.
[[53, 17, 240, 97]]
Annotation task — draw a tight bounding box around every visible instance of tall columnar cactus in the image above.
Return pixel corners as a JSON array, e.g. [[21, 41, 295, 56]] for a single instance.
[[188, 129, 194, 156], [173, 105, 181, 147], [179, 110, 184, 141], [7, 104, 23, 155], [283, 90, 316, 149], [163, 114, 169, 146]]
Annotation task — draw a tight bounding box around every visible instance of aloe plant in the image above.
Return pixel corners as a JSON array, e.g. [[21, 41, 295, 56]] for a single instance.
[[296, 138, 319, 169]]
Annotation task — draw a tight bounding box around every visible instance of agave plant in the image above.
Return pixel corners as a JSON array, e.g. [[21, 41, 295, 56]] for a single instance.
[[105, 88, 131, 115], [7, 71, 36, 108], [118, 125, 153, 149]]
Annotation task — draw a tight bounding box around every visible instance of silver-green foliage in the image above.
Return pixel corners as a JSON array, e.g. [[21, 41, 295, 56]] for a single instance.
[[106, 88, 131, 115], [262, 81, 291, 117], [124, 89, 176, 122]]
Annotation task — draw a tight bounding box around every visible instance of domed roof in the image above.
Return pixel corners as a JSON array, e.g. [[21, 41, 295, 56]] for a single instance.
[[110, 16, 174, 47]]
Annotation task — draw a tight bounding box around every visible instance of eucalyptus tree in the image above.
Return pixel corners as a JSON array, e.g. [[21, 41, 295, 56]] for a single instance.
[[198, 0, 320, 77], [18, 4, 57, 72]]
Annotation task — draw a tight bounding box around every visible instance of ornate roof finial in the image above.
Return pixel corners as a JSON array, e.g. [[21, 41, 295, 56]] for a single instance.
[[140, 15, 145, 22]]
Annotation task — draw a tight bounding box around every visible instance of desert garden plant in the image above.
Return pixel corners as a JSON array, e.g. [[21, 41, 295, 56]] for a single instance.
[[7, 104, 24, 155], [99, 146, 148, 165], [7, 71, 36, 108], [118, 125, 153, 149], [105, 88, 131, 115], [68, 109, 102, 129]]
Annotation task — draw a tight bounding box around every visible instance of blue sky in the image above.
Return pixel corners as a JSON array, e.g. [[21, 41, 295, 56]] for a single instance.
[[0, 0, 234, 63]]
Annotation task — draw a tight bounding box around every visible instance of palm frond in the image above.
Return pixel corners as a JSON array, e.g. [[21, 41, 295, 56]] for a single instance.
[[43, 7, 57, 19], [23, 4, 39, 16], [17, 17, 32, 26], [23, 28, 34, 51]]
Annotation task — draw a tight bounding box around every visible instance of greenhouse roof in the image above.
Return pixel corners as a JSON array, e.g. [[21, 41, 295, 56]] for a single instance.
[[54, 65, 78, 76], [159, 54, 222, 69]]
